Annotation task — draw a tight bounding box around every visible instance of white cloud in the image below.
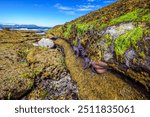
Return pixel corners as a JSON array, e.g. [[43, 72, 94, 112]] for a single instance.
[[54, 3, 101, 15], [54, 3, 73, 10]]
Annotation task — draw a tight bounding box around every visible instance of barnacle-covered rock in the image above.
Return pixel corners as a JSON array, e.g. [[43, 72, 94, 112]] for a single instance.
[[87, 22, 150, 89], [26, 74, 78, 100], [0, 65, 34, 99]]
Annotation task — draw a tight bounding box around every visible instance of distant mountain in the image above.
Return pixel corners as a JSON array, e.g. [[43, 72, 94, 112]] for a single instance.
[[0, 24, 51, 30]]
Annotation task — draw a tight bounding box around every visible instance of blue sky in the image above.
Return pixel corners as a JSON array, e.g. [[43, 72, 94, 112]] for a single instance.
[[0, 0, 117, 26]]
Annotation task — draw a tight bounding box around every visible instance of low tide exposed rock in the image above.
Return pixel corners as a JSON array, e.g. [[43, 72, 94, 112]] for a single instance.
[[26, 74, 78, 100], [54, 39, 148, 100], [61, 22, 150, 88], [0, 65, 34, 99], [26, 47, 67, 80], [0, 30, 78, 100], [0, 30, 39, 99], [46, 0, 150, 98], [25, 47, 79, 100]]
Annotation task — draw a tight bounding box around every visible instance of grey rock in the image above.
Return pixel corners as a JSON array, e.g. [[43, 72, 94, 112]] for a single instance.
[[43, 74, 78, 99], [105, 22, 134, 38], [104, 53, 113, 62], [33, 38, 55, 48], [124, 49, 137, 67]]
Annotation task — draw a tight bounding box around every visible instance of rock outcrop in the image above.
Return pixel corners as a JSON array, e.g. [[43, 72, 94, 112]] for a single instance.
[[0, 30, 78, 99], [0, 30, 38, 99], [25, 47, 78, 99], [46, 0, 150, 90]]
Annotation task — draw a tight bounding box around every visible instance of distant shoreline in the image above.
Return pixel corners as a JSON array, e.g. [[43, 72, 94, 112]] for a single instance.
[[0, 24, 51, 34], [0, 27, 50, 35]]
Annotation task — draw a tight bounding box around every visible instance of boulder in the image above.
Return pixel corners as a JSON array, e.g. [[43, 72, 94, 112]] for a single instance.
[[33, 38, 55, 48]]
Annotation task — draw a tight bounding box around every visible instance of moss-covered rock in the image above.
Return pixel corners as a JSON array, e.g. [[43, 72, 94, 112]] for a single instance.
[[25, 46, 79, 100], [0, 67, 34, 99], [53, 39, 147, 100], [0, 30, 37, 99], [0, 30, 79, 100], [27, 47, 67, 80]]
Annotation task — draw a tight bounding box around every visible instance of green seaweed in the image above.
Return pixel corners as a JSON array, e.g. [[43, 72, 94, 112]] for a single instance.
[[115, 27, 143, 57], [63, 24, 72, 38], [139, 51, 145, 59], [76, 24, 93, 36], [105, 34, 113, 46], [20, 72, 35, 79], [142, 14, 150, 21], [110, 9, 149, 25], [63, 24, 93, 38], [72, 39, 78, 46]]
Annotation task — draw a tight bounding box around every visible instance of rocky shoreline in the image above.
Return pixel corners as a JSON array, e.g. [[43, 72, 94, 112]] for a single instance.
[[0, 0, 150, 100], [0, 29, 149, 100], [0, 30, 79, 100]]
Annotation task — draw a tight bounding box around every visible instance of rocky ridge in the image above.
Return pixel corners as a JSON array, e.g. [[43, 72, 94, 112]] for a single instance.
[[46, 0, 150, 91]]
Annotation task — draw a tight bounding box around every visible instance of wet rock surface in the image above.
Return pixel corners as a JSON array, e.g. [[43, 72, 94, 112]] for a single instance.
[[0, 30, 38, 99], [26, 74, 78, 100]]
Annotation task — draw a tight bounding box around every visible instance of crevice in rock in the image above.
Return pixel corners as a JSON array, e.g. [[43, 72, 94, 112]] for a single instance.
[[109, 69, 150, 99]]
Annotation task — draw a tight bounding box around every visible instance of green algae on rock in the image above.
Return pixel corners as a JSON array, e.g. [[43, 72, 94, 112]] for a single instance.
[[47, 0, 150, 91], [0, 0, 150, 100], [54, 39, 147, 100], [114, 27, 143, 58]]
